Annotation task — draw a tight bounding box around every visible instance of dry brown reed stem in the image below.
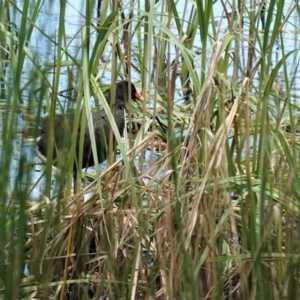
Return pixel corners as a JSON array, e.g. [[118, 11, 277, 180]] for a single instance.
[[37, 130, 159, 211], [130, 242, 141, 300], [27, 132, 159, 238], [183, 41, 224, 247], [188, 42, 223, 141], [186, 77, 249, 249]]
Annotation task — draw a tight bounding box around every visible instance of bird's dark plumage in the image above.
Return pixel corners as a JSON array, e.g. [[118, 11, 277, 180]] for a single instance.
[[37, 80, 143, 170]]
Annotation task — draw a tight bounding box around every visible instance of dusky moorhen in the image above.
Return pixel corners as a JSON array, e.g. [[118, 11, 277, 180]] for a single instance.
[[37, 80, 144, 170]]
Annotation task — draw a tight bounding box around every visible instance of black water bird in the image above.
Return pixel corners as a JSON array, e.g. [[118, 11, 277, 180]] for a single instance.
[[36, 80, 144, 170]]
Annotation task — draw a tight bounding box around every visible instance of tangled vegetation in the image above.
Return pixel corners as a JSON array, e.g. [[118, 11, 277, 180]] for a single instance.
[[1, 0, 300, 299]]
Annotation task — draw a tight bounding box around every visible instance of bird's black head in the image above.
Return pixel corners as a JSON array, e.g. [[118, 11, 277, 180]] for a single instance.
[[106, 80, 144, 108]]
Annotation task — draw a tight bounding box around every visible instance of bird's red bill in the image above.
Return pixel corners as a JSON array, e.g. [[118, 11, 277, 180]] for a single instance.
[[135, 91, 144, 101]]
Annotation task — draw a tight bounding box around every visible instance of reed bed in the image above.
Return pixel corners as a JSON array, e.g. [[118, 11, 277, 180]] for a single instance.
[[1, 0, 300, 299]]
